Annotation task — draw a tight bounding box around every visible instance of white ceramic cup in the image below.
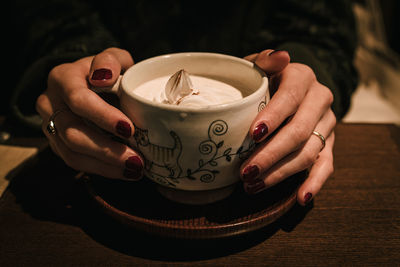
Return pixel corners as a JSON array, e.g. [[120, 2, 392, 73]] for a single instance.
[[97, 52, 269, 204]]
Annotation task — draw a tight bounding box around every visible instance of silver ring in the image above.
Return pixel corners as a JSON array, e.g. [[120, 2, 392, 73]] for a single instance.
[[312, 131, 326, 151], [46, 109, 66, 135]]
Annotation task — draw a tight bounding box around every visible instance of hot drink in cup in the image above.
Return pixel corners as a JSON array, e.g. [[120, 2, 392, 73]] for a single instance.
[[96, 52, 269, 204]]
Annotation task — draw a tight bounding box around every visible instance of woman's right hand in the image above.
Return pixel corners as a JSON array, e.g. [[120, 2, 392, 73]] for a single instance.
[[36, 47, 144, 180]]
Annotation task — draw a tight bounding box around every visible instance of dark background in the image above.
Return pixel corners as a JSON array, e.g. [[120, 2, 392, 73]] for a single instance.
[[3, 0, 399, 117]]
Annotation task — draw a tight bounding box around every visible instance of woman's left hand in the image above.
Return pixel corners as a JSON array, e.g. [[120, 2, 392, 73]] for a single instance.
[[242, 49, 336, 206]]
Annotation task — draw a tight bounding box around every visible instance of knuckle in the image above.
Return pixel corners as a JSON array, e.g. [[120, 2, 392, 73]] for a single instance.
[[272, 168, 286, 182], [104, 47, 120, 53], [63, 127, 83, 152], [325, 88, 334, 106], [325, 157, 335, 176], [318, 152, 335, 177], [48, 65, 61, 80], [290, 63, 316, 81], [327, 164, 334, 176], [286, 85, 302, 107], [303, 65, 316, 81], [291, 126, 310, 145], [100, 146, 115, 161], [260, 149, 280, 169], [98, 50, 115, 61], [65, 91, 84, 113], [35, 94, 47, 114], [302, 149, 318, 167], [320, 85, 334, 106], [329, 109, 337, 126], [329, 164, 335, 175], [47, 63, 70, 85], [104, 47, 134, 66], [285, 64, 302, 79]]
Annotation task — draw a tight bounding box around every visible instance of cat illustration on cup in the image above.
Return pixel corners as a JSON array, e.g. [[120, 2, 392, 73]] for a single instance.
[[133, 127, 182, 180]]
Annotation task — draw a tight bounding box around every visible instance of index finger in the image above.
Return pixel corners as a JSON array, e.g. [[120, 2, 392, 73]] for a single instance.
[[254, 49, 290, 76], [89, 47, 134, 87], [49, 56, 133, 139], [249, 63, 316, 142]]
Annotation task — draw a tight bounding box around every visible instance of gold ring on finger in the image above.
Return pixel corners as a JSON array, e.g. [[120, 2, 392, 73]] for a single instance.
[[312, 130, 326, 151], [46, 109, 67, 135]]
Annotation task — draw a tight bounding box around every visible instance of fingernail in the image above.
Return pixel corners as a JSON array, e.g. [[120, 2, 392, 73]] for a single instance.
[[116, 121, 131, 138], [304, 192, 313, 204], [123, 169, 142, 181], [252, 123, 268, 142], [125, 156, 143, 172], [244, 179, 266, 195], [242, 165, 260, 182], [268, 50, 287, 56], [92, 68, 112, 80]]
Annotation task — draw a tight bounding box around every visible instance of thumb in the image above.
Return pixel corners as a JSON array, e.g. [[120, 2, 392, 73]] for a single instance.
[[89, 47, 134, 88], [253, 49, 290, 76]]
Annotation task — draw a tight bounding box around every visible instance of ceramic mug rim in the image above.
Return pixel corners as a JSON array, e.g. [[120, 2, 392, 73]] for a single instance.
[[120, 52, 268, 113]]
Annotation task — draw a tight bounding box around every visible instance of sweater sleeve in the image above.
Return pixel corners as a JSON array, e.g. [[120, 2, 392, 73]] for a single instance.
[[10, 0, 118, 132]]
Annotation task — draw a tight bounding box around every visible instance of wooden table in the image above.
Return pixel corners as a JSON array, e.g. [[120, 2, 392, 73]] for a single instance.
[[1, 123, 399, 266]]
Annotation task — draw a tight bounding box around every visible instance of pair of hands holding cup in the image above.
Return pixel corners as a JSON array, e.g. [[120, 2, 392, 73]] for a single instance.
[[36, 47, 336, 206]]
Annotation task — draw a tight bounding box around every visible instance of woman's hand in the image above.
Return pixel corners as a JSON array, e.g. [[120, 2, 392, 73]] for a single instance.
[[36, 48, 144, 180], [242, 49, 336, 206]]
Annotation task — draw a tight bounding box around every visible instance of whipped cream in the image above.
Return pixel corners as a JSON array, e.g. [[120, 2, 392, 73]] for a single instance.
[[132, 69, 243, 107]]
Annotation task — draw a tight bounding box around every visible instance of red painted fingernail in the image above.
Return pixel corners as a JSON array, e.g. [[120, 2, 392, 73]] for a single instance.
[[116, 121, 131, 138], [304, 192, 313, 204], [253, 123, 268, 142], [242, 165, 260, 182], [123, 169, 142, 181], [92, 68, 112, 80], [268, 49, 282, 56], [268, 50, 288, 57], [125, 156, 143, 172], [244, 179, 266, 195]]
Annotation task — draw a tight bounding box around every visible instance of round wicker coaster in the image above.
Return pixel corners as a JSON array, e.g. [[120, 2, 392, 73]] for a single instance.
[[84, 172, 305, 239]]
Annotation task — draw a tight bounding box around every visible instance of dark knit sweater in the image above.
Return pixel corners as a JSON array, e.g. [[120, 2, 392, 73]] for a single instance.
[[8, 0, 358, 132]]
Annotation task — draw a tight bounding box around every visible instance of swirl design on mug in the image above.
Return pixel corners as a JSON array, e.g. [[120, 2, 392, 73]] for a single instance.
[[133, 119, 255, 187], [258, 95, 267, 112], [200, 173, 214, 183], [209, 120, 228, 137], [199, 140, 214, 155], [186, 120, 252, 183]]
